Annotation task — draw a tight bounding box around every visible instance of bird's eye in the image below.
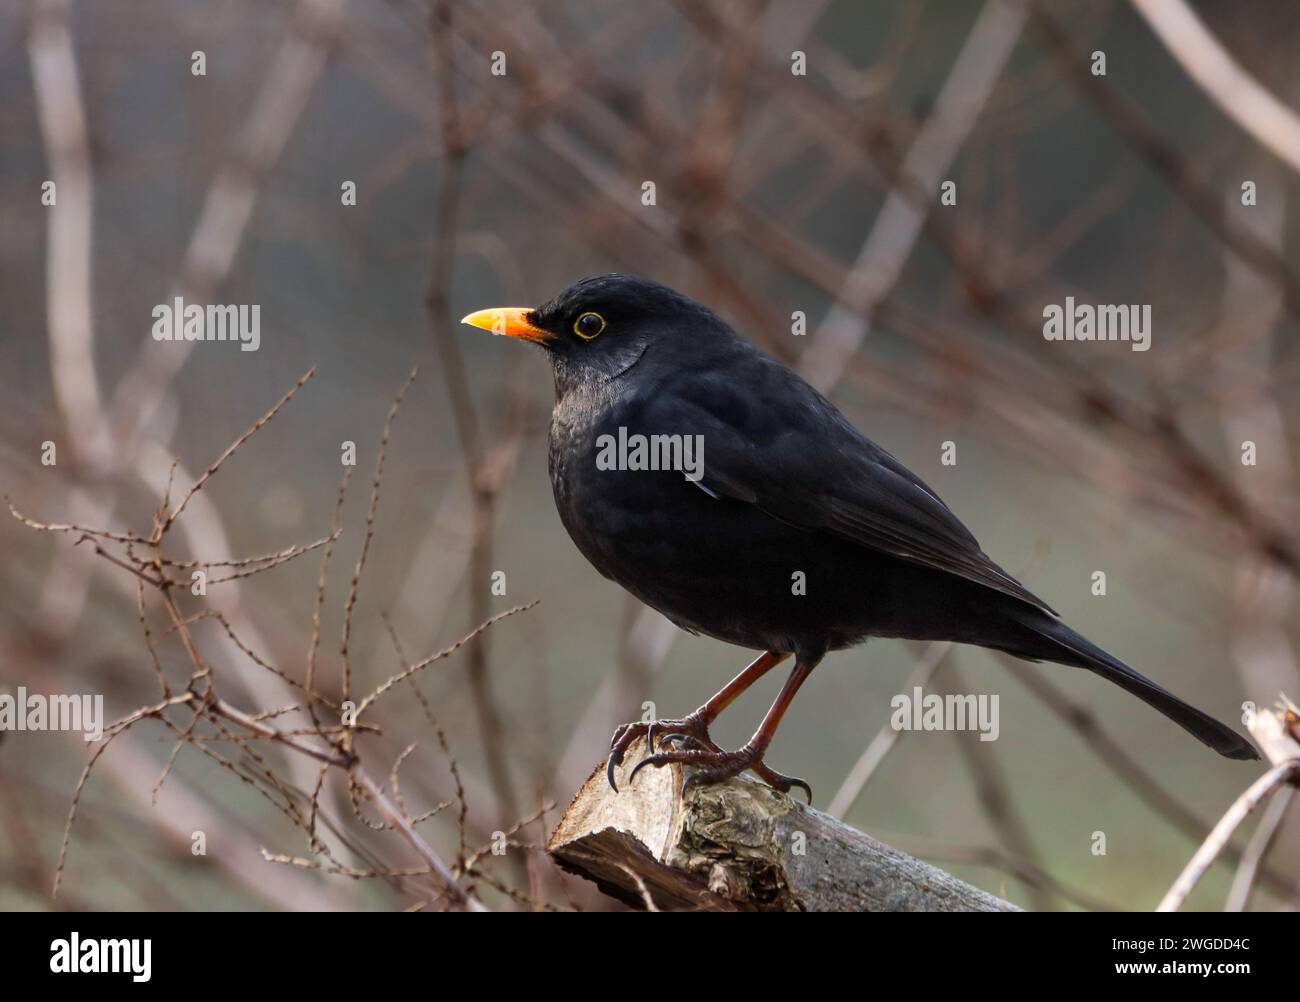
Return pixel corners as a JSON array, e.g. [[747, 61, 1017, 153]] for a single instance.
[[573, 311, 606, 339]]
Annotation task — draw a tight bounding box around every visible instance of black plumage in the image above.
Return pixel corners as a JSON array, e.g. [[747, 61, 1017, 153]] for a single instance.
[[463, 274, 1257, 799]]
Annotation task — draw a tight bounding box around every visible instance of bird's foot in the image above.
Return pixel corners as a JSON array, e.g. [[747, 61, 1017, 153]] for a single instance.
[[606, 713, 718, 792], [628, 739, 812, 803]]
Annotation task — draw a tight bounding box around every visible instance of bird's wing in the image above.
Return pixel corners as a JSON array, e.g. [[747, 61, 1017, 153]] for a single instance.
[[635, 354, 1055, 616]]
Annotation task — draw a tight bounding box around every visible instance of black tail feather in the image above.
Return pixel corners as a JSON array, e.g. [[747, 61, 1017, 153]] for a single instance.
[[1020, 615, 1258, 761]]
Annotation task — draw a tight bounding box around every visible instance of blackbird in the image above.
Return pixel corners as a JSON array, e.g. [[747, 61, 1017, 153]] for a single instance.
[[462, 274, 1257, 800]]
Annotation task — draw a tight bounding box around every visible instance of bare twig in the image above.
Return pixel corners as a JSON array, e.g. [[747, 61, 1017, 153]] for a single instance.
[[356, 602, 539, 719], [1130, 0, 1300, 176], [1224, 785, 1294, 911], [1156, 761, 1299, 912], [161, 368, 317, 537], [339, 366, 417, 704]]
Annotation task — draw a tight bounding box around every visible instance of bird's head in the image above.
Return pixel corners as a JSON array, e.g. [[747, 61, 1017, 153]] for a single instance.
[[461, 274, 731, 393]]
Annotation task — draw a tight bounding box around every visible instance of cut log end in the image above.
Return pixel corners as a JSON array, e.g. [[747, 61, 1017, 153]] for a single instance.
[[547, 738, 1019, 912]]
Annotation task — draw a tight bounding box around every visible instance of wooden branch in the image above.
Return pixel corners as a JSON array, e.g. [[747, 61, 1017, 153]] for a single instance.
[[1156, 701, 1300, 912], [1247, 699, 1300, 770], [548, 739, 1018, 912]]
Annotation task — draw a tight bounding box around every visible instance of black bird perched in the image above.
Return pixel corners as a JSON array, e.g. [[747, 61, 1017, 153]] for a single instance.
[[462, 274, 1258, 800]]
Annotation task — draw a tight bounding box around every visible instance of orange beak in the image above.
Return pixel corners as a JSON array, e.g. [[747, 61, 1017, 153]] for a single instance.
[[460, 307, 552, 344]]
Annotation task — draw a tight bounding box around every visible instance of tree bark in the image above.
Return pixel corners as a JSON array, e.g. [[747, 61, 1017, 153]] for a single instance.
[[548, 738, 1019, 912]]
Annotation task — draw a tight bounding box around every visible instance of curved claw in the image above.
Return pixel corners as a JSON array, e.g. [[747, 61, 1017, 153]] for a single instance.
[[606, 715, 728, 793], [611, 719, 815, 800], [747, 761, 813, 802], [627, 748, 704, 785], [605, 721, 652, 791], [661, 747, 815, 803], [787, 779, 813, 803], [626, 752, 667, 787]]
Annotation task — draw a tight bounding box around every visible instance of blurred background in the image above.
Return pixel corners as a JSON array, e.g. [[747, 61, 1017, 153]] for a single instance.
[[1, 0, 1298, 911]]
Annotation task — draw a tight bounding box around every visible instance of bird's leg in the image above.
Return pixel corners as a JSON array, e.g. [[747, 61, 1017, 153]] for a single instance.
[[654, 648, 794, 750], [627, 653, 822, 802], [605, 650, 789, 791]]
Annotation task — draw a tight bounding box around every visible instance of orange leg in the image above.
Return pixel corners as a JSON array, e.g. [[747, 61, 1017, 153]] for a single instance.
[[606, 650, 790, 792], [614, 651, 823, 801]]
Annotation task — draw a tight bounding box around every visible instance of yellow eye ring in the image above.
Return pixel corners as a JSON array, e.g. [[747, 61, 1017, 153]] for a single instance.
[[573, 312, 606, 339]]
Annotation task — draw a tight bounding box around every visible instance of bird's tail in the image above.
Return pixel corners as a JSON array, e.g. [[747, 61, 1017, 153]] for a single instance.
[[1016, 614, 1258, 761]]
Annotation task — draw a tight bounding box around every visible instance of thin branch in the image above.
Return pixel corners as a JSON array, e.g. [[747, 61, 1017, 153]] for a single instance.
[[339, 366, 418, 703], [1130, 0, 1300, 176], [1156, 762, 1300, 912], [1224, 785, 1294, 912], [352, 769, 487, 911], [161, 367, 316, 537], [356, 601, 539, 719]]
